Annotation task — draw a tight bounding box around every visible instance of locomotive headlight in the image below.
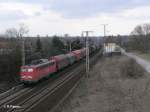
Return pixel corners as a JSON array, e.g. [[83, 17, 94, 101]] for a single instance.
[[27, 76, 32, 79], [21, 76, 26, 78], [21, 69, 26, 72], [28, 68, 33, 72]]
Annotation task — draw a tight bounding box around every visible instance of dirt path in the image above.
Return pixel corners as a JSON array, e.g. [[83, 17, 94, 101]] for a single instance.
[[122, 49, 150, 73], [55, 56, 150, 112]]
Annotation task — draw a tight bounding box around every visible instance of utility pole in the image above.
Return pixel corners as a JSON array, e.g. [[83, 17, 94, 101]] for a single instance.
[[101, 24, 108, 37], [82, 31, 93, 78], [69, 36, 72, 53], [69, 42, 72, 52], [101, 24, 108, 51], [65, 33, 72, 52], [18, 23, 29, 66], [21, 37, 25, 66]]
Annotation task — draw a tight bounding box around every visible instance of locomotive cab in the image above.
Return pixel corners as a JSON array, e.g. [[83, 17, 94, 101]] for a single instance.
[[20, 66, 36, 82], [20, 59, 57, 83], [20, 59, 48, 83]]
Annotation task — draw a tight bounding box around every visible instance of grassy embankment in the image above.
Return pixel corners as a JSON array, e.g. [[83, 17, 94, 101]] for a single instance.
[[54, 55, 150, 112], [132, 51, 150, 61]]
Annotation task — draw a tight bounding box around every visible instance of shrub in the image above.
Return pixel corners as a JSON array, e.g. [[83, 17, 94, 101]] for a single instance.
[[121, 58, 144, 78]]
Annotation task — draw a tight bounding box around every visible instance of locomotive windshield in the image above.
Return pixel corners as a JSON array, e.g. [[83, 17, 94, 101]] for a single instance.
[[31, 59, 48, 65]]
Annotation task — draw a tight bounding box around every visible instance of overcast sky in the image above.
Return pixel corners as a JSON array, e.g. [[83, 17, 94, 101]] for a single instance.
[[0, 0, 150, 36]]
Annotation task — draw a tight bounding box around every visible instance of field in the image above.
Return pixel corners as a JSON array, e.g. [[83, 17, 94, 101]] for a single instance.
[[55, 55, 150, 112]]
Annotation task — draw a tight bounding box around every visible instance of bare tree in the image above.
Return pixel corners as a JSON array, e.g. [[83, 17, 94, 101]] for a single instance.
[[128, 23, 150, 53], [5, 23, 29, 65], [143, 23, 150, 35], [131, 25, 143, 35], [18, 24, 29, 66], [18, 23, 29, 38], [131, 23, 150, 35], [5, 23, 29, 38], [5, 28, 19, 38]]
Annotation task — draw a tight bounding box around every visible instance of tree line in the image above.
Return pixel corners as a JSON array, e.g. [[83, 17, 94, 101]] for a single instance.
[[125, 23, 150, 53], [0, 23, 101, 83], [0, 30, 91, 83]]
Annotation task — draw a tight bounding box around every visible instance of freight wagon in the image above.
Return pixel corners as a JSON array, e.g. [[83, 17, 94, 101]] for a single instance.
[[72, 50, 82, 61], [50, 54, 70, 70], [81, 48, 86, 58], [66, 52, 76, 65]]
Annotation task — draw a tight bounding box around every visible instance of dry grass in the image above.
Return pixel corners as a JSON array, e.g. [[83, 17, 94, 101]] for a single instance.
[[120, 57, 145, 78], [55, 55, 150, 112]]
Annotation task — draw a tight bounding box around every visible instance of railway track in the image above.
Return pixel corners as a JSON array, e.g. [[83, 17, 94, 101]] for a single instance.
[[10, 64, 84, 112], [0, 84, 24, 102], [0, 59, 84, 112], [0, 50, 101, 112]]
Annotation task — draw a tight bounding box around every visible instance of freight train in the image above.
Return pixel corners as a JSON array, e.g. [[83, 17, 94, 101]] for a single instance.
[[20, 48, 95, 84]]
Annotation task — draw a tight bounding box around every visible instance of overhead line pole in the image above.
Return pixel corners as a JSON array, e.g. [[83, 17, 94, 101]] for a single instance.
[[101, 24, 108, 51], [65, 33, 72, 52], [101, 24, 108, 37], [22, 38, 25, 66], [82, 31, 93, 78], [69, 42, 72, 52]]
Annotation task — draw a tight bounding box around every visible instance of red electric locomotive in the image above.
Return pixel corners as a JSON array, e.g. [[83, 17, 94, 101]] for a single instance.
[[20, 59, 57, 83]]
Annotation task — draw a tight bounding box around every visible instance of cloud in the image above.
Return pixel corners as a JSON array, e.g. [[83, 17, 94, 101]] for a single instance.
[[0, 11, 28, 21], [120, 6, 150, 19], [49, 0, 150, 18], [23, 4, 150, 36], [0, 2, 45, 33], [0, 0, 47, 4], [0, 2, 43, 20], [0, 0, 149, 36]]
